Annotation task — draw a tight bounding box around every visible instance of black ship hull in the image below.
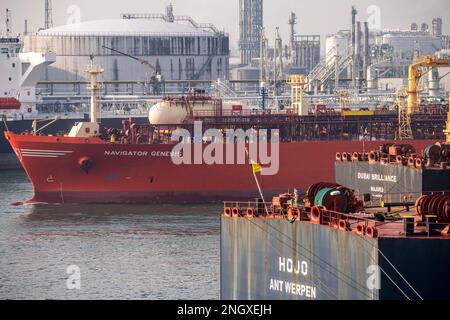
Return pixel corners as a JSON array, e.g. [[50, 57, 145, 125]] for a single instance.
[[220, 217, 450, 300], [335, 161, 450, 202]]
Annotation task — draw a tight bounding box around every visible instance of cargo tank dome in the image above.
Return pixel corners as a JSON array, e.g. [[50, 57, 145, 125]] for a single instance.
[[148, 101, 188, 125], [148, 99, 260, 125]]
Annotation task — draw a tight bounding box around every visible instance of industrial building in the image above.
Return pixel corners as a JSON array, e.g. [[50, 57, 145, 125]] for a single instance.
[[235, 5, 321, 87], [286, 12, 321, 75], [312, 7, 448, 93], [290, 35, 320, 75], [326, 22, 446, 62], [23, 5, 229, 87]]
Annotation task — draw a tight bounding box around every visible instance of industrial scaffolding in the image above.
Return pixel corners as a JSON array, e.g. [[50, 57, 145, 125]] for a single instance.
[[239, 0, 263, 65]]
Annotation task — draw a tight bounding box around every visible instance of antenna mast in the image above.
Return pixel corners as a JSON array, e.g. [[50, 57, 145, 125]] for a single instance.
[[86, 56, 104, 123], [6, 9, 12, 37]]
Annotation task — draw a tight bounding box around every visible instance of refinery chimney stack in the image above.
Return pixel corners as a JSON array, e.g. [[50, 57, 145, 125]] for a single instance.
[[350, 6, 359, 90], [45, 0, 53, 29], [166, 4, 175, 23], [354, 21, 362, 89], [350, 6, 357, 53], [288, 12, 297, 60], [362, 21, 370, 82], [239, 0, 263, 65]]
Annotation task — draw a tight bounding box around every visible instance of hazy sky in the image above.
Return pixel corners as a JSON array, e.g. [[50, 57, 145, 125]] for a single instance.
[[1, 0, 450, 54]]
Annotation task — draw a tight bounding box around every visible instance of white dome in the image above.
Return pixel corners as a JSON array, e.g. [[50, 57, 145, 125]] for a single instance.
[[38, 19, 215, 37], [149, 101, 188, 125]]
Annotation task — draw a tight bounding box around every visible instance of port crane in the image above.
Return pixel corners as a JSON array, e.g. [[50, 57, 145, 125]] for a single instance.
[[101, 45, 163, 95], [408, 55, 450, 115], [406, 55, 450, 142]]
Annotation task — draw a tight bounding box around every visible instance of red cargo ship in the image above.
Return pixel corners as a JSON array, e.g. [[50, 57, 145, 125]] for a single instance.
[[6, 131, 437, 204], [3, 62, 448, 204]]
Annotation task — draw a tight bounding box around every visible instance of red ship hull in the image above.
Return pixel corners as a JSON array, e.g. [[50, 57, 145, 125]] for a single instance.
[[5, 132, 436, 204]]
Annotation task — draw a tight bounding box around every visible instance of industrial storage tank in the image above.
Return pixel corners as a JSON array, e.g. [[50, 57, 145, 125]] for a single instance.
[[325, 31, 351, 64], [375, 31, 442, 57], [23, 7, 229, 86], [326, 29, 443, 64]]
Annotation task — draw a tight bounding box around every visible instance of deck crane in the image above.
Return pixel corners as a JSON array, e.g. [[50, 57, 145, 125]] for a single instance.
[[101, 45, 163, 95]]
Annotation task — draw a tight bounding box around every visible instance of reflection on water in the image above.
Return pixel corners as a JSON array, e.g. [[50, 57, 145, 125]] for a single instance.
[[0, 170, 220, 299]]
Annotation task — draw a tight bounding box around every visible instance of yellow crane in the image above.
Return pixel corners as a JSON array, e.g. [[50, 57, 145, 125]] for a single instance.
[[335, 89, 350, 114], [397, 88, 413, 140], [407, 55, 450, 115]]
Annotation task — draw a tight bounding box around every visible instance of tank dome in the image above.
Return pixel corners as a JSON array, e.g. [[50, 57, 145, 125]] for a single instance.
[[148, 101, 188, 125]]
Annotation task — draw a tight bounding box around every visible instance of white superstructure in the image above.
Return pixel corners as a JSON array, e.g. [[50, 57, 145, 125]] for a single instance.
[[0, 37, 55, 119]]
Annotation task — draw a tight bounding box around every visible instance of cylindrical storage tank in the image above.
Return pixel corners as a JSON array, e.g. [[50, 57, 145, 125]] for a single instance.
[[325, 32, 349, 66], [149, 99, 256, 125], [428, 70, 440, 97], [148, 101, 189, 125], [366, 74, 378, 93], [379, 31, 442, 56], [23, 17, 230, 86]]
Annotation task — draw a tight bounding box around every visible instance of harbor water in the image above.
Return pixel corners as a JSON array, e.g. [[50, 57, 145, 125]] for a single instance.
[[0, 170, 220, 300]]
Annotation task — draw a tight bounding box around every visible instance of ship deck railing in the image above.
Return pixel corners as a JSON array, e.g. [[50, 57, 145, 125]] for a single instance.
[[353, 190, 450, 208], [223, 200, 380, 227], [222, 200, 450, 239]]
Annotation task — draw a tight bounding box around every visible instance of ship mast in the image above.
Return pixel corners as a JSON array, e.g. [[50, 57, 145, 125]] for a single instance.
[[86, 56, 104, 123]]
